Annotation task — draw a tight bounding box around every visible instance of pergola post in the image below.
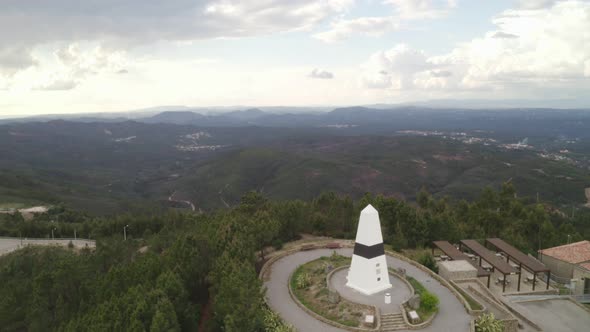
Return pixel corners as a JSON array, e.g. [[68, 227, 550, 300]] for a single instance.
[[517, 263, 522, 291], [533, 273, 537, 291], [487, 275, 491, 288], [479, 256, 482, 266], [503, 274, 507, 292], [546, 271, 551, 290]]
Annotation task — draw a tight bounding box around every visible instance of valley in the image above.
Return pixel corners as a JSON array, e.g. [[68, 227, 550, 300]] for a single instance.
[[0, 107, 589, 215]]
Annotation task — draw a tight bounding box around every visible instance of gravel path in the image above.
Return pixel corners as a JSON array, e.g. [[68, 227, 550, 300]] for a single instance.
[[264, 248, 471, 332]]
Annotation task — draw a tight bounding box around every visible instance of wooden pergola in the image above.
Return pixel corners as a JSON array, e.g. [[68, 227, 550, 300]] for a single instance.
[[486, 238, 551, 291], [432, 240, 492, 287], [460, 239, 519, 293]]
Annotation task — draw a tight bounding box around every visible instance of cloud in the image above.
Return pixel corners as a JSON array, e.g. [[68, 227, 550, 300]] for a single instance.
[[0, 0, 353, 82], [313, 16, 399, 42], [361, 1, 590, 93], [430, 70, 452, 77], [384, 0, 458, 20], [0, 46, 37, 75], [34, 79, 78, 91], [309, 68, 334, 79], [27, 44, 128, 91], [516, 0, 556, 9], [0, 1, 352, 48], [491, 31, 519, 39], [361, 44, 434, 89], [314, 0, 456, 42]]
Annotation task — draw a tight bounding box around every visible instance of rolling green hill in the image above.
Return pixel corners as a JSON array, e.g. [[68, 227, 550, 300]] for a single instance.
[[172, 136, 589, 210]]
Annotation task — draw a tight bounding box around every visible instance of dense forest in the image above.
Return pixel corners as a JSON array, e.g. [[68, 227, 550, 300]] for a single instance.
[[0, 185, 588, 331]]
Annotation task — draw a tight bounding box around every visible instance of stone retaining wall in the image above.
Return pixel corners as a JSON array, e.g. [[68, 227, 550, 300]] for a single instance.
[[386, 268, 438, 330], [461, 282, 519, 332], [449, 280, 486, 315], [325, 265, 381, 331], [259, 241, 477, 331], [385, 250, 474, 313], [287, 269, 380, 332], [498, 299, 543, 332], [504, 289, 558, 296]]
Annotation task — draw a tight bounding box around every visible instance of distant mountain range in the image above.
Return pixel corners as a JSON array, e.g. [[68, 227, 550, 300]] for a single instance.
[[2, 105, 590, 140]]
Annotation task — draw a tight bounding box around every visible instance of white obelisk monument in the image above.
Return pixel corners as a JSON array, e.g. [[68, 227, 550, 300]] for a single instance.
[[346, 204, 391, 295]]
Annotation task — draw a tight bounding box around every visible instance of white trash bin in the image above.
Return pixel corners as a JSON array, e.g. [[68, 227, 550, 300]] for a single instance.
[[385, 292, 391, 304]]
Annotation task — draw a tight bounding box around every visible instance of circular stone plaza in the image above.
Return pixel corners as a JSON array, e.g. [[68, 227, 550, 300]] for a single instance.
[[262, 247, 471, 332], [261, 205, 473, 332]]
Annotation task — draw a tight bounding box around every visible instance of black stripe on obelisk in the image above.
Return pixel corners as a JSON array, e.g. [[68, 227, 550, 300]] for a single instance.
[[353, 242, 385, 259]]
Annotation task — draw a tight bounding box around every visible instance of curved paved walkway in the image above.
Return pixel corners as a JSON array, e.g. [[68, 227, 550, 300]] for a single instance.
[[264, 248, 471, 332]]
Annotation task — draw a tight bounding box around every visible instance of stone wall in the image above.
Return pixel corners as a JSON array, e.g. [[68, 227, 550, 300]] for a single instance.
[[438, 260, 478, 281], [538, 254, 574, 279], [572, 265, 590, 295]]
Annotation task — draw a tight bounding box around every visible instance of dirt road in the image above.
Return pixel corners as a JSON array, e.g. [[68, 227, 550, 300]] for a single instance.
[[168, 191, 196, 211], [0, 238, 96, 256]]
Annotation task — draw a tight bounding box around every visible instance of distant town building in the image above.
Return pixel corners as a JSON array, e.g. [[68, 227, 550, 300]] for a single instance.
[[346, 204, 392, 295]]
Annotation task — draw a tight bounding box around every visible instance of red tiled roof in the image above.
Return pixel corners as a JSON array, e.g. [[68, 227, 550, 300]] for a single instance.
[[539, 240, 590, 264], [578, 262, 590, 271]]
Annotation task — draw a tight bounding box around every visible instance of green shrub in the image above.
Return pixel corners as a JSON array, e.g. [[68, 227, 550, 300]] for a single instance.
[[420, 291, 439, 312], [418, 252, 438, 273], [272, 239, 283, 250], [475, 313, 503, 332], [296, 273, 311, 289]]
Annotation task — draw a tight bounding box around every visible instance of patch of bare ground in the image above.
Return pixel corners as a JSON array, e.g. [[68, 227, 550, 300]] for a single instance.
[[432, 154, 466, 162]]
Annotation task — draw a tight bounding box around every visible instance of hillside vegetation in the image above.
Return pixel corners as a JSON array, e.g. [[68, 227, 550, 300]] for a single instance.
[[1, 187, 589, 331], [1, 121, 588, 214]]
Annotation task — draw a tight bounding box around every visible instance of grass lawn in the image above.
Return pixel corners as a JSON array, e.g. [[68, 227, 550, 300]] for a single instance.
[[406, 276, 439, 321], [450, 283, 483, 311], [291, 253, 374, 327], [400, 248, 431, 261]]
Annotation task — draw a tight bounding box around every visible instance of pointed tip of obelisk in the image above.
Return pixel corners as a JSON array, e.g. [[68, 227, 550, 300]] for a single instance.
[[361, 204, 378, 214]]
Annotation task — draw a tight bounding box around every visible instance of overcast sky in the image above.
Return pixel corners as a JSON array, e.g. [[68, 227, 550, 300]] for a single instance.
[[1, 0, 589, 116]]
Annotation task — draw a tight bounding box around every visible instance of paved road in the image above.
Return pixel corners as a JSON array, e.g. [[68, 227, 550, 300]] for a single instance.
[[0, 238, 96, 256], [264, 248, 471, 332]]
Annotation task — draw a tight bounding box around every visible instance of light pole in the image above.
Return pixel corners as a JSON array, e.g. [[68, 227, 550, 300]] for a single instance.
[[74, 229, 77, 240], [51, 227, 56, 240], [124, 225, 129, 241]]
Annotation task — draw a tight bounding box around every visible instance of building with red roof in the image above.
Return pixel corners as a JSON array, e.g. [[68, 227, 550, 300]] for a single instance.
[[538, 240, 590, 294]]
